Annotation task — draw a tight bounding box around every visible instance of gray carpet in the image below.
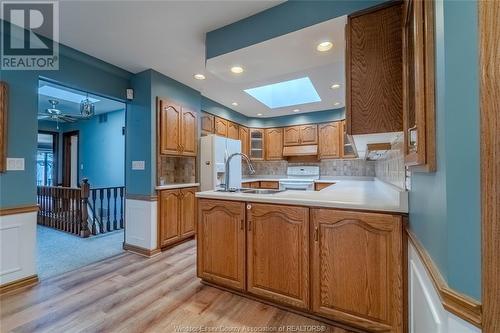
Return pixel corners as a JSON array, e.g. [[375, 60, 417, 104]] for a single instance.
[[36, 225, 124, 279]]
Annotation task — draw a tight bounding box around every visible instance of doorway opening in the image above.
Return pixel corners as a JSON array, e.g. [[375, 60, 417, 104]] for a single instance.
[[36, 79, 127, 279]]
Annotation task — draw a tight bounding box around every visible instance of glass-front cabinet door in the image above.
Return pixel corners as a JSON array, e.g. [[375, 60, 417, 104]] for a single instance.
[[249, 128, 264, 160]]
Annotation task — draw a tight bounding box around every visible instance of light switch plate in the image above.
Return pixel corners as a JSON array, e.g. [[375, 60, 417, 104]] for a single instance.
[[6, 158, 25, 171], [132, 160, 145, 170]]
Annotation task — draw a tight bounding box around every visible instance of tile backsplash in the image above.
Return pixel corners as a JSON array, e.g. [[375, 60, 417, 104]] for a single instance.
[[374, 135, 406, 189], [158, 156, 196, 184], [243, 159, 376, 177]]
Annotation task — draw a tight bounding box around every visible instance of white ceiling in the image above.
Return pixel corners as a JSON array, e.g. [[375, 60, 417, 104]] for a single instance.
[[206, 16, 346, 117], [40, 1, 346, 118]]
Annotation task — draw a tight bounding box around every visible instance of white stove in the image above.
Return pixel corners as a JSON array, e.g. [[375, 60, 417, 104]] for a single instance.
[[279, 166, 319, 191]]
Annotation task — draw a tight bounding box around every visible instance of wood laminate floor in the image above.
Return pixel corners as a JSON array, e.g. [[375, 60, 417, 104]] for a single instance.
[[0, 240, 355, 333]]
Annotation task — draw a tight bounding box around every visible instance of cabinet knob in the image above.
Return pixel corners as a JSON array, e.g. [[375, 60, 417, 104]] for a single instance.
[[246, 204, 252, 210]]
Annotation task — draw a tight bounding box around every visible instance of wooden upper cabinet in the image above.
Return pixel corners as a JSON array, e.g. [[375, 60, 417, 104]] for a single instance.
[[197, 199, 246, 291], [158, 97, 197, 156], [159, 99, 181, 155], [283, 126, 301, 146], [180, 108, 197, 156], [239, 126, 250, 156], [214, 117, 228, 137], [264, 128, 283, 160], [300, 124, 318, 145], [180, 188, 196, 237], [346, 3, 403, 135], [249, 128, 265, 160], [159, 189, 181, 247], [310, 209, 403, 332], [247, 203, 309, 309], [402, 0, 436, 172], [227, 121, 239, 140], [283, 125, 318, 146], [318, 122, 341, 159], [201, 112, 214, 135]]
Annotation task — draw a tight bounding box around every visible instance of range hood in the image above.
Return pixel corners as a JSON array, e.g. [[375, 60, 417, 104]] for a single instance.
[[283, 145, 318, 157]]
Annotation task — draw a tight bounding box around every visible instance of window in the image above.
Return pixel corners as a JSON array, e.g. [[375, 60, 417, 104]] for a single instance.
[[37, 132, 57, 186]]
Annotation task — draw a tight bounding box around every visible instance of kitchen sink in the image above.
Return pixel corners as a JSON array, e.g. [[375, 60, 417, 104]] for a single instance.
[[241, 189, 284, 194], [215, 188, 285, 194]]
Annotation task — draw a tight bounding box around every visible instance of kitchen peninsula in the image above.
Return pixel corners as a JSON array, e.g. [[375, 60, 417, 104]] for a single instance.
[[196, 178, 408, 333]]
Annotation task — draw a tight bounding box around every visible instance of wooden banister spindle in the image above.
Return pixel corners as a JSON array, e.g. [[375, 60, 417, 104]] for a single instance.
[[106, 188, 111, 232], [113, 188, 118, 230], [80, 179, 91, 237], [119, 187, 124, 229], [91, 189, 97, 234], [99, 189, 105, 233]]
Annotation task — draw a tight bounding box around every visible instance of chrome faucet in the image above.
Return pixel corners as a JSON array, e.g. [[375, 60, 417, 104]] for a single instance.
[[224, 153, 255, 191]]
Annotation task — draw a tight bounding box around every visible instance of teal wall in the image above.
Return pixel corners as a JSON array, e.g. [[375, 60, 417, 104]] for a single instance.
[[125, 70, 153, 196], [125, 70, 202, 196], [38, 110, 125, 188], [202, 96, 345, 128], [0, 23, 132, 208], [246, 108, 345, 128], [206, 0, 388, 59], [409, 0, 481, 300], [202, 97, 248, 125]]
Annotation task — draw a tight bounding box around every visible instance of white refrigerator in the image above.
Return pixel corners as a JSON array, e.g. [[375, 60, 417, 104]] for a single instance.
[[200, 134, 242, 191]]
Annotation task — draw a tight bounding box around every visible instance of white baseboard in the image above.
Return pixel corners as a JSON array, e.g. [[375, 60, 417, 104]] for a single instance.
[[0, 211, 37, 285], [408, 242, 481, 333], [124, 199, 157, 250]]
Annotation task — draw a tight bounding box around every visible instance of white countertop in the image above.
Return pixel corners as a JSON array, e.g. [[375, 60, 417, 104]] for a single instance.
[[156, 183, 200, 190], [196, 179, 408, 213]]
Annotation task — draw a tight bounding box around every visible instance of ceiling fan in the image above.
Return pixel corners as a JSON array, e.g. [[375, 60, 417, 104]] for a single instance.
[[38, 99, 95, 128]]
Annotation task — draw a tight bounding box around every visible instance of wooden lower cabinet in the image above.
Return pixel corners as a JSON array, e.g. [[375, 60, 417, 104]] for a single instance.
[[197, 200, 405, 332], [241, 181, 279, 189], [247, 203, 310, 309], [180, 188, 196, 237], [314, 182, 334, 191], [311, 209, 404, 333], [197, 199, 246, 291], [159, 187, 197, 248], [257, 181, 279, 189]]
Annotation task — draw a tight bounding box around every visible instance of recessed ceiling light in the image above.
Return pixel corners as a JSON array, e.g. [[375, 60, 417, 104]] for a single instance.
[[316, 41, 333, 52], [231, 102, 238, 106], [293, 109, 300, 113], [334, 102, 341, 106], [193, 74, 205, 80], [331, 83, 341, 89], [231, 66, 244, 74], [257, 113, 263, 116]]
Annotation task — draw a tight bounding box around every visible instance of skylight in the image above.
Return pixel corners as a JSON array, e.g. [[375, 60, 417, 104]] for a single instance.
[[38, 85, 100, 104], [244, 77, 321, 109]]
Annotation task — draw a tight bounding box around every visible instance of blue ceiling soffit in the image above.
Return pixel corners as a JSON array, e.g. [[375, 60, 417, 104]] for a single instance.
[[205, 0, 389, 59]]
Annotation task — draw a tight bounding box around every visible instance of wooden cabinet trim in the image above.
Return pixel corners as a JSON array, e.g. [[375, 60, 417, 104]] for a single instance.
[[403, 0, 436, 171]]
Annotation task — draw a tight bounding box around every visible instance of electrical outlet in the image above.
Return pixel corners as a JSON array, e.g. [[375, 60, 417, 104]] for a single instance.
[[6, 158, 25, 171], [132, 160, 145, 170]]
